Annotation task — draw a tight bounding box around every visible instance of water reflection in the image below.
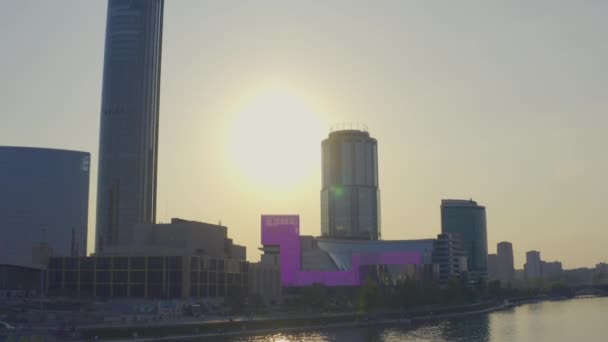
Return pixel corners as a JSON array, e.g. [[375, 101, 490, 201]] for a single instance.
[[206, 297, 608, 342]]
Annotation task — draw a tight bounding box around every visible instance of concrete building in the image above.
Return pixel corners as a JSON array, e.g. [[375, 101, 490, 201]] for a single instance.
[[96, 0, 165, 253], [524, 250, 542, 279], [100, 218, 246, 260], [0, 146, 90, 267], [440, 199, 488, 281], [320, 128, 380, 240], [433, 233, 468, 286], [487, 254, 498, 279], [497, 241, 515, 282], [48, 218, 248, 299]]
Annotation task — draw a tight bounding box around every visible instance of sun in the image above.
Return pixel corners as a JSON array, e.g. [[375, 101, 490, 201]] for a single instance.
[[228, 88, 326, 189]]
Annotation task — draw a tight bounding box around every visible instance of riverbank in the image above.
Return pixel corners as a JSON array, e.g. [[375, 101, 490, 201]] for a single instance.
[[77, 298, 545, 341]]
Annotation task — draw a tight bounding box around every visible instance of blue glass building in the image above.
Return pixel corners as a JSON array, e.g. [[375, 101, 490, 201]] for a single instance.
[[96, 0, 164, 253], [0, 147, 90, 266], [441, 199, 488, 280]]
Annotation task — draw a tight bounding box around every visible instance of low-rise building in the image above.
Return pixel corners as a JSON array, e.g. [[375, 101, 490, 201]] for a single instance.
[[260, 215, 438, 288], [433, 233, 468, 286], [47, 255, 248, 299], [101, 218, 246, 260], [0, 263, 46, 298], [48, 218, 249, 300]]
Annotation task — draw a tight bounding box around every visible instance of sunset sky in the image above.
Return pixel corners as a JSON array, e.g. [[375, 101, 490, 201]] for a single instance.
[[1, 1, 606, 268]]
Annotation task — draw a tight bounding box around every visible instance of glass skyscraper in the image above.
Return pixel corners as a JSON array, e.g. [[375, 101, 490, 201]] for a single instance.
[[320, 128, 380, 240], [0, 147, 90, 266], [96, 0, 164, 253], [440, 199, 488, 280]]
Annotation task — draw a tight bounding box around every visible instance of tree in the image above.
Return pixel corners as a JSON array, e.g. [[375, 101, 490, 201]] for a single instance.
[[487, 280, 503, 299]]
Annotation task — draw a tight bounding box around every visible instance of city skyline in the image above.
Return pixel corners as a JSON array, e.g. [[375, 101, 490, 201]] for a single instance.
[[1, 1, 607, 268]]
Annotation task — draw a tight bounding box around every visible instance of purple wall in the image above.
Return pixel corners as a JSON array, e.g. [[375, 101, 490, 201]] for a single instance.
[[261, 215, 423, 287]]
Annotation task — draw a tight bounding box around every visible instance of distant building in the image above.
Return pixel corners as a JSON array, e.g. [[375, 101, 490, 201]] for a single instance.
[[320, 128, 380, 240], [514, 269, 525, 281], [497, 241, 515, 282], [542, 261, 563, 278], [0, 146, 90, 267], [596, 262, 608, 274], [524, 250, 542, 279], [487, 254, 498, 279], [433, 233, 468, 286], [440, 199, 488, 281], [96, 0, 165, 253]]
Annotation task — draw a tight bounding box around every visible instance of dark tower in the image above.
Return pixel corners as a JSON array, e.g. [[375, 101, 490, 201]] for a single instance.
[[441, 199, 488, 282], [320, 126, 380, 240], [96, 0, 164, 253]]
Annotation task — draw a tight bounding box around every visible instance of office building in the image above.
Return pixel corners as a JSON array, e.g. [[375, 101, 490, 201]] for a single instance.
[[0, 147, 90, 266], [433, 233, 468, 286], [96, 0, 164, 253], [497, 241, 515, 282], [440, 199, 488, 281], [524, 250, 542, 279], [487, 254, 498, 279], [320, 127, 380, 240]]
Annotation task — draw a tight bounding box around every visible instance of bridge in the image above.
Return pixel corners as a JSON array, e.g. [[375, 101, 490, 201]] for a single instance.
[[571, 284, 608, 297]]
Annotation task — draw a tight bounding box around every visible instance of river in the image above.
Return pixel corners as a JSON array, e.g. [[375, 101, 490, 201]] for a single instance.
[[206, 297, 608, 341]]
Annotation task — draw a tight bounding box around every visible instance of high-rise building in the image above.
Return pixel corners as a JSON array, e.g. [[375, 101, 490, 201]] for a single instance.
[[440, 199, 488, 281], [96, 0, 164, 253], [487, 254, 498, 279], [0, 147, 90, 266], [320, 128, 380, 240], [524, 250, 542, 279], [497, 241, 515, 282]]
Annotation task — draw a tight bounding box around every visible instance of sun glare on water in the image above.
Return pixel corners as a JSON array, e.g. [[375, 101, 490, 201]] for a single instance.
[[228, 88, 326, 189]]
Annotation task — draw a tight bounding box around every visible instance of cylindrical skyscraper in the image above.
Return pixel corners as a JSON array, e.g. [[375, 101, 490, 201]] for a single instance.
[[320, 127, 380, 240], [96, 0, 164, 253], [441, 199, 488, 281]]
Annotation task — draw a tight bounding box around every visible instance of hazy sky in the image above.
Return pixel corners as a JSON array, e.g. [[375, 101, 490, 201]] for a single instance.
[[1, 1, 607, 269]]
